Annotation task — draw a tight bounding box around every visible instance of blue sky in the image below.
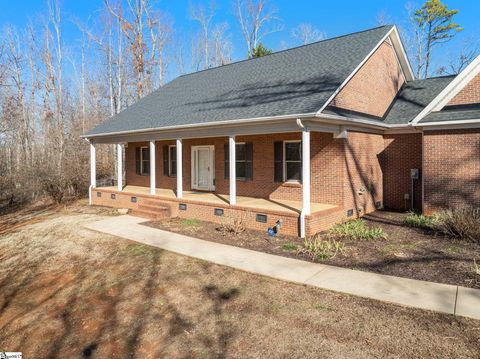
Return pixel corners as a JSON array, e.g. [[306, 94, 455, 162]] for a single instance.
[[1, 0, 479, 77]]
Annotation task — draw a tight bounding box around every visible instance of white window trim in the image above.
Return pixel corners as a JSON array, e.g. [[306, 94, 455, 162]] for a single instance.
[[283, 140, 302, 183], [168, 145, 176, 177], [140, 146, 150, 175]]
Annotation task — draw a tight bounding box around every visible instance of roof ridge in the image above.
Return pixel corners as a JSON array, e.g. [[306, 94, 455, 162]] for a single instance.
[[177, 25, 394, 79]]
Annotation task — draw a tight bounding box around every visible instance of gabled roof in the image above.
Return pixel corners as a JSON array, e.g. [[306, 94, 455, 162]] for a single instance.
[[420, 107, 480, 123], [85, 25, 394, 137], [384, 76, 455, 125], [412, 54, 480, 124]]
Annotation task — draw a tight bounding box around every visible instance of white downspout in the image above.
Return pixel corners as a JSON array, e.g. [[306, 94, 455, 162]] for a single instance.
[[296, 119, 311, 238]]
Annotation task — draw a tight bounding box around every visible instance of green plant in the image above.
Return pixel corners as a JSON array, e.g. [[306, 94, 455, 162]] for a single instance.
[[404, 212, 439, 229], [297, 235, 345, 261], [435, 208, 480, 243], [181, 218, 201, 227], [328, 220, 387, 241], [281, 242, 298, 251]]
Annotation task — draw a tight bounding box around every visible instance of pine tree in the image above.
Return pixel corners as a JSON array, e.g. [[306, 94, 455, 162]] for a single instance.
[[415, 0, 463, 78], [249, 43, 273, 58]]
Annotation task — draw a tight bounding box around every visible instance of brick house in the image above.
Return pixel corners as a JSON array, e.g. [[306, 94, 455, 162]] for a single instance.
[[83, 25, 480, 237]]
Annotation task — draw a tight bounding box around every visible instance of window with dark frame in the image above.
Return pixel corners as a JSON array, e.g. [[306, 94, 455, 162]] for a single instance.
[[236, 143, 247, 179], [140, 147, 150, 175], [169, 145, 177, 176], [224, 142, 253, 181], [284, 141, 302, 182]]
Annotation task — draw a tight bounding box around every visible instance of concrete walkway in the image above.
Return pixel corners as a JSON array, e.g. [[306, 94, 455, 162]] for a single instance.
[[85, 215, 480, 320]]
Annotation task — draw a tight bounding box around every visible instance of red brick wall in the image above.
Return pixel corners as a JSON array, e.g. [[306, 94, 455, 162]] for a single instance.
[[330, 39, 406, 118], [447, 73, 480, 106], [126, 133, 346, 205], [423, 129, 480, 214], [343, 131, 384, 216], [383, 133, 423, 211]]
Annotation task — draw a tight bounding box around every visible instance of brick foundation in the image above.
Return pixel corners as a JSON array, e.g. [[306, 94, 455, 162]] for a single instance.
[[91, 187, 344, 236]]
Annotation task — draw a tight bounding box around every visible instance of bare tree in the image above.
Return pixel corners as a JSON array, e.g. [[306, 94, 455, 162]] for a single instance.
[[406, 2, 426, 79], [437, 38, 479, 75], [189, 1, 215, 69], [291, 23, 325, 45], [375, 10, 392, 26], [234, 0, 282, 57], [211, 22, 232, 66]]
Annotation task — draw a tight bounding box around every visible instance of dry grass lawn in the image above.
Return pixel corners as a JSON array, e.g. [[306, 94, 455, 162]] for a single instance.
[[0, 201, 479, 358]]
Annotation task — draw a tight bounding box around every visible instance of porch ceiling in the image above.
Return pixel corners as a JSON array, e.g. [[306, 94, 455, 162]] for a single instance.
[[99, 185, 337, 215]]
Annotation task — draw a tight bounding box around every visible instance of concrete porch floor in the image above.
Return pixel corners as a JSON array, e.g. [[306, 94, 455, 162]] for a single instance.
[[99, 185, 337, 215]]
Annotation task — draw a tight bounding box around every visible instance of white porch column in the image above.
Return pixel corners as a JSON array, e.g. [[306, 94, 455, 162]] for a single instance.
[[150, 141, 156, 195], [176, 138, 183, 198], [117, 143, 123, 191], [229, 135, 236, 205], [300, 128, 311, 237], [89, 142, 96, 205]]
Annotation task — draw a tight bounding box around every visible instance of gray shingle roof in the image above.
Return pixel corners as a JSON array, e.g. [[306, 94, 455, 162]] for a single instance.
[[420, 107, 480, 123], [384, 76, 455, 124], [85, 26, 393, 137]]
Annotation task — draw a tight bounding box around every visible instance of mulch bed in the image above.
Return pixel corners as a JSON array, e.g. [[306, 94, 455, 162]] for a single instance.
[[145, 211, 480, 289]]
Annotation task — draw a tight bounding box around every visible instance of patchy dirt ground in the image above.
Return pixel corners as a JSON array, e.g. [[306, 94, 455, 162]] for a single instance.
[[147, 211, 480, 289], [1, 203, 480, 358]]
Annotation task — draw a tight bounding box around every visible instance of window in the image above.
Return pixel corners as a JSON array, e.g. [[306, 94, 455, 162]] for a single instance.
[[236, 143, 247, 179], [169, 145, 177, 176], [163, 145, 177, 177], [135, 146, 152, 175], [224, 142, 253, 180], [140, 146, 150, 175], [284, 141, 302, 182]]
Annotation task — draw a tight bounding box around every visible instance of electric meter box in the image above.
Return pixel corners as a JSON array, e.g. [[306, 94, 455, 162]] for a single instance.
[[410, 168, 419, 180]]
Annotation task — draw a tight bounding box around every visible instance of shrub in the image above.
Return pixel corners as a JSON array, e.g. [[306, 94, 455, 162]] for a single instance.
[[219, 211, 248, 235], [435, 208, 480, 243], [181, 218, 200, 227], [404, 212, 439, 229], [328, 220, 387, 241], [297, 235, 345, 261], [281, 242, 298, 251], [474, 259, 480, 277]]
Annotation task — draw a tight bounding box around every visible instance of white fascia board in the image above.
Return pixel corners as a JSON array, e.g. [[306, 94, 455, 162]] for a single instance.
[[82, 112, 317, 139], [315, 113, 389, 131], [389, 26, 415, 81], [415, 119, 480, 131], [411, 55, 480, 125]]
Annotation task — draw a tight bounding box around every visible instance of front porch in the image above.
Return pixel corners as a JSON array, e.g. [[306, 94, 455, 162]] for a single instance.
[[87, 123, 355, 237], [91, 185, 343, 236]]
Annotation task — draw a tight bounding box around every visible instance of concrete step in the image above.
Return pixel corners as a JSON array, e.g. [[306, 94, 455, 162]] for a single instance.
[[138, 204, 170, 213], [143, 199, 172, 206], [129, 209, 169, 220]]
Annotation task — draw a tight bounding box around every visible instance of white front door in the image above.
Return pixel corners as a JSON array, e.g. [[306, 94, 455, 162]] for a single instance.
[[191, 146, 215, 190]]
